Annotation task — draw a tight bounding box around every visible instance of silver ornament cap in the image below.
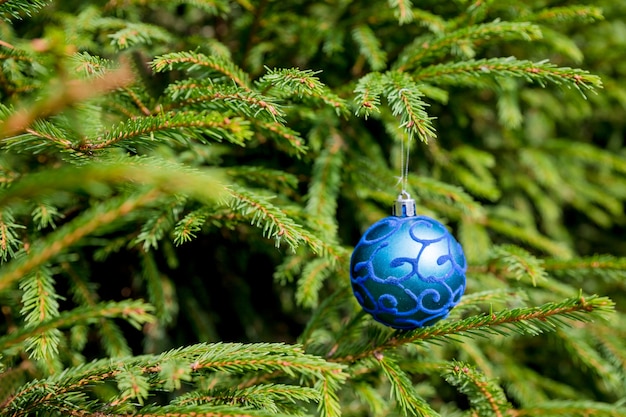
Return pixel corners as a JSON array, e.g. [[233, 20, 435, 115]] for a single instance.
[[392, 191, 416, 217]]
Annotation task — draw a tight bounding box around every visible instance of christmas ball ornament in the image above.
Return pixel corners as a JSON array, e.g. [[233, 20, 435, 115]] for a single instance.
[[350, 193, 467, 329]]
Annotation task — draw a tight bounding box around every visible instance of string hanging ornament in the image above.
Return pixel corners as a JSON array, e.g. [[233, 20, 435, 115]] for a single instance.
[[349, 134, 467, 329]]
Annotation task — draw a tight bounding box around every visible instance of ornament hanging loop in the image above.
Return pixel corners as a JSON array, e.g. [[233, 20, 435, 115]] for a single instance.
[[392, 191, 416, 217]]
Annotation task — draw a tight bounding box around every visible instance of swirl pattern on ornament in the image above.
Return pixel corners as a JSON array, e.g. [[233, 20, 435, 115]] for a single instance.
[[350, 215, 467, 329]]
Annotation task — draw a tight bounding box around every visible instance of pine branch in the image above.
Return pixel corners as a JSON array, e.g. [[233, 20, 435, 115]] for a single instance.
[[382, 71, 436, 143], [458, 216, 492, 263], [413, 57, 602, 96], [0, 209, 24, 262], [252, 120, 308, 156], [6, 119, 75, 153], [0, 64, 134, 138], [490, 244, 548, 287], [351, 382, 388, 416], [295, 258, 334, 309], [0, 0, 50, 21], [63, 262, 133, 357], [109, 22, 174, 50], [450, 289, 528, 318], [106, 0, 231, 15], [70, 52, 115, 78], [0, 44, 34, 64], [537, 26, 585, 63], [0, 300, 155, 353], [298, 287, 352, 350], [395, 21, 542, 71], [18, 265, 62, 360], [152, 51, 251, 89], [386, 0, 414, 24], [377, 356, 439, 417], [352, 25, 388, 71], [164, 80, 284, 121], [173, 383, 319, 412], [3, 342, 346, 416], [228, 166, 299, 194], [448, 145, 500, 201], [544, 255, 626, 282], [408, 174, 484, 219], [0, 191, 159, 294], [305, 131, 344, 237], [316, 372, 343, 417], [84, 110, 253, 150], [556, 328, 624, 395], [141, 250, 176, 323], [226, 185, 335, 255], [527, 6, 604, 25], [136, 405, 298, 417], [509, 401, 626, 417], [31, 202, 63, 230], [544, 139, 626, 175], [256, 68, 348, 114], [409, 8, 446, 33], [135, 199, 181, 250], [173, 208, 208, 246], [0, 157, 226, 209], [443, 362, 512, 417], [331, 295, 614, 363], [485, 216, 572, 258], [354, 72, 385, 119]]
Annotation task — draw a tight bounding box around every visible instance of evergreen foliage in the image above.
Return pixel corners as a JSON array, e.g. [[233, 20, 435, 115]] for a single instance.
[[1, 0, 625, 416]]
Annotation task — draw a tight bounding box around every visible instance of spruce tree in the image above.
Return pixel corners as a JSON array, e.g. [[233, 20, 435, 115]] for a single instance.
[[1, 0, 625, 416]]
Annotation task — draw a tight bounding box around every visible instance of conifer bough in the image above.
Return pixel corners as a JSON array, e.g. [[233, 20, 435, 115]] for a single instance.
[[0, 0, 625, 416]]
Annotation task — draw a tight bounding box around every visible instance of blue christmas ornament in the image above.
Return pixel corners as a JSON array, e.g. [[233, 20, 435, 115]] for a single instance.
[[350, 193, 467, 329]]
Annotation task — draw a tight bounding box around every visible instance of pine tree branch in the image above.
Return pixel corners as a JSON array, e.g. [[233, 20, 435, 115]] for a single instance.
[[257, 68, 347, 113], [0, 0, 50, 21], [0, 209, 24, 262], [395, 21, 542, 71], [508, 401, 626, 417], [62, 261, 133, 357], [164, 80, 283, 121], [84, 110, 253, 150], [226, 186, 309, 251], [377, 356, 438, 417], [18, 266, 61, 358], [4, 343, 347, 416], [0, 191, 159, 294], [443, 362, 512, 417], [316, 374, 343, 417], [152, 51, 251, 89], [136, 405, 299, 417], [225, 185, 348, 262], [173, 383, 319, 409], [485, 217, 572, 258], [352, 25, 388, 71], [354, 72, 385, 118], [0, 300, 155, 352], [295, 258, 334, 308], [527, 6, 604, 25], [109, 22, 173, 50], [382, 71, 436, 142], [413, 57, 602, 95], [388, 0, 414, 25], [544, 256, 626, 276], [252, 120, 307, 155], [0, 64, 134, 138], [490, 244, 548, 287], [0, 158, 226, 210], [556, 328, 623, 394], [331, 295, 614, 363], [305, 131, 344, 236]]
